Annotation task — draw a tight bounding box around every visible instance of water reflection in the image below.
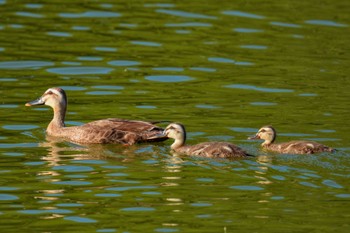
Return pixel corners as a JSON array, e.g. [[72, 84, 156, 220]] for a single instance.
[[156, 9, 217, 19], [222, 10, 265, 19], [15, 12, 44, 18], [0, 60, 54, 69], [59, 11, 121, 18], [305, 20, 348, 27], [46, 66, 114, 75], [225, 84, 294, 93], [270, 21, 301, 28]]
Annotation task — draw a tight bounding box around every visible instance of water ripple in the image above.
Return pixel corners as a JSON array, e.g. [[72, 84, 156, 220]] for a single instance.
[[0, 194, 18, 200], [0, 60, 54, 69], [3, 125, 39, 130], [250, 102, 277, 106], [305, 20, 347, 27], [230, 185, 264, 191], [225, 84, 294, 93], [208, 57, 235, 64], [53, 165, 94, 172], [106, 185, 157, 191], [46, 32, 72, 37], [71, 160, 107, 164], [270, 21, 302, 28], [59, 11, 121, 18], [16, 11, 44, 18], [165, 22, 212, 27], [130, 41, 162, 47], [145, 75, 193, 82], [240, 45, 268, 50], [120, 207, 155, 212], [52, 181, 92, 186], [144, 3, 175, 8], [156, 9, 216, 19], [94, 47, 118, 52], [19, 209, 72, 214], [152, 67, 184, 72], [222, 10, 265, 19], [108, 60, 140, 66], [190, 67, 216, 72], [47, 66, 114, 75], [299, 181, 320, 188], [64, 216, 97, 223], [0, 143, 38, 148], [234, 28, 263, 33], [25, 4, 43, 9], [322, 179, 343, 189]]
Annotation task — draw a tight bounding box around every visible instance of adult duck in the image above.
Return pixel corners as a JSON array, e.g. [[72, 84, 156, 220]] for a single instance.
[[25, 87, 167, 145], [248, 125, 335, 154], [162, 123, 252, 159]]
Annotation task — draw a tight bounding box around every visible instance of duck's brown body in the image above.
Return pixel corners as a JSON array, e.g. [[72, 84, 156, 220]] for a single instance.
[[174, 141, 250, 158], [48, 118, 165, 145], [164, 123, 252, 159], [249, 126, 335, 154], [26, 87, 167, 145], [263, 140, 334, 154]]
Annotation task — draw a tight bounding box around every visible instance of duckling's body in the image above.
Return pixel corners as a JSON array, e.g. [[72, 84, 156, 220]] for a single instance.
[[25, 87, 167, 145], [163, 123, 252, 159], [249, 126, 335, 154]]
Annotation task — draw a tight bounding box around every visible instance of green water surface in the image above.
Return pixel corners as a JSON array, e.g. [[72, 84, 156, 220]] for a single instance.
[[0, 0, 349, 232]]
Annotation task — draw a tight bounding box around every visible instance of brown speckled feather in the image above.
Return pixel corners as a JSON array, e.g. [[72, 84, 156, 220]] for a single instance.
[[53, 119, 166, 145], [175, 141, 251, 158], [266, 141, 335, 154]]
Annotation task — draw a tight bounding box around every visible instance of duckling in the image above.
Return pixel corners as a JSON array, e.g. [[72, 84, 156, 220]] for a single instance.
[[25, 87, 167, 145], [248, 125, 335, 154], [163, 123, 252, 158]]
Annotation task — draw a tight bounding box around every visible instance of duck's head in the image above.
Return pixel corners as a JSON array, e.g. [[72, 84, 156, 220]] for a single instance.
[[163, 123, 186, 142], [25, 87, 67, 110], [248, 126, 276, 145]]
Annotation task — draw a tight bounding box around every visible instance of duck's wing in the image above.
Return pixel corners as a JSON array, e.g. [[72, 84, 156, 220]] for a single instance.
[[78, 118, 167, 144], [86, 118, 163, 132], [187, 142, 250, 158]]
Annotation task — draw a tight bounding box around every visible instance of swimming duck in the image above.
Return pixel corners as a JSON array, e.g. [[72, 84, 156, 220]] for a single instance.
[[162, 123, 252, 158], [25, 87, 168, 145], [248, 125, 335, 154]]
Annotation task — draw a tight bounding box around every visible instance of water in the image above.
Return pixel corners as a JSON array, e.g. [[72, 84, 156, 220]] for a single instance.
[[0, 0, 349, 232]]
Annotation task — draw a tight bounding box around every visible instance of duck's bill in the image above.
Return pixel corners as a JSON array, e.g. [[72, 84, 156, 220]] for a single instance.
[[155, 131, 167, 138], [248, 135, 260, 140], [25, 98, 44, 106], [147, 132, 168, 141]]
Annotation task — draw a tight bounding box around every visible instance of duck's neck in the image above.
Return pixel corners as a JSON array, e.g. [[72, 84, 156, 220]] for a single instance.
[[47, 105, 66, 135], [262, 140, 273, 147], [262, 135, 276, 148], [171, 137, 185, 151]]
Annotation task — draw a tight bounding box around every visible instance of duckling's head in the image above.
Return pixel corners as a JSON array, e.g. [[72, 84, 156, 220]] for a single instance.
[[248, 126, 276, 145], [25, 87, 67, 110], [163, 123, 186, 142]]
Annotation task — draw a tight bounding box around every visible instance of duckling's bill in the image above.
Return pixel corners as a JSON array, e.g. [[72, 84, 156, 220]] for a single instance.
[[248, 134, 260, 140], [25, 98, 45, 106]]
